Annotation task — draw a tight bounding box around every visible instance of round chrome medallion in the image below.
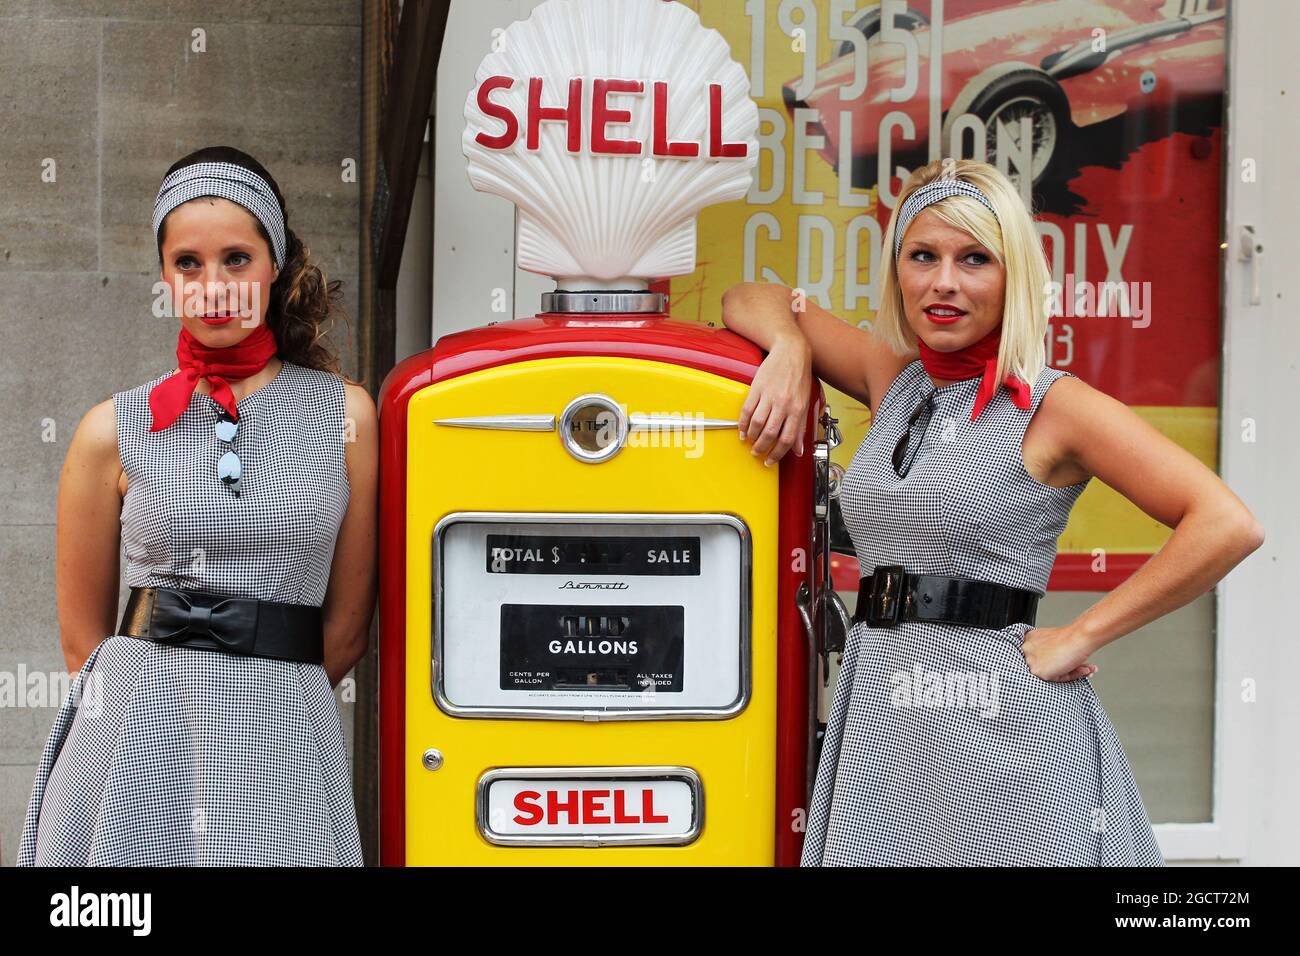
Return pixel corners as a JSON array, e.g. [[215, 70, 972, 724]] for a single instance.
[[559, 393, 627, 463]]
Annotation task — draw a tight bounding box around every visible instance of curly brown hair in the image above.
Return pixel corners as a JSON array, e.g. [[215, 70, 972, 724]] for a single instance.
[[155, 146, 355, 381]]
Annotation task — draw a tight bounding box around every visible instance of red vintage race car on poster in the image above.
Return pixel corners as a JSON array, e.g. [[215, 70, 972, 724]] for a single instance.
[[783, 0, 1226, 192]]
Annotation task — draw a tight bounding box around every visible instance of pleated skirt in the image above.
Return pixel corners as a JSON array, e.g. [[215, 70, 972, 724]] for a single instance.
[[801, 619, 1165, 866], [17, 635, 364, 866]]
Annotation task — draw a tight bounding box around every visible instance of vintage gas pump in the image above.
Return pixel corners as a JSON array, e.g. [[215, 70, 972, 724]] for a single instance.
[[378, 0, 847, 865]]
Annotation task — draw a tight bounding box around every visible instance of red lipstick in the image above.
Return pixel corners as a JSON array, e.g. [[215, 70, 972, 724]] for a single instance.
[[923, 303, 967, 326]]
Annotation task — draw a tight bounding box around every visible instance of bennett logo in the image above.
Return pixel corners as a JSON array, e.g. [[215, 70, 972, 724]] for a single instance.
[[474, 76, 749, 159], [49, 886, 151, 936]]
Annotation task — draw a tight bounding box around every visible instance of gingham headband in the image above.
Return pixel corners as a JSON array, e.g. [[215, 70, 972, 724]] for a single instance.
[[893, 177, 999, 259], [152, 161, 287, 269]]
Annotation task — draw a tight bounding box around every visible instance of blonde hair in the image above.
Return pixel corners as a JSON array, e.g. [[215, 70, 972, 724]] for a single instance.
[[874, 159, 1049, 389]]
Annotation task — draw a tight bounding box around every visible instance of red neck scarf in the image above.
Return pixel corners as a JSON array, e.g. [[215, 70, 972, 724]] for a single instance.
[[148, 322, 279, 431], [917, 324, 1032, 421]]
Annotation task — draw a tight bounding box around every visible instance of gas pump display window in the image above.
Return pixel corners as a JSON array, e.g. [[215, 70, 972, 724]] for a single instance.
[[434, 513, 750, 718]]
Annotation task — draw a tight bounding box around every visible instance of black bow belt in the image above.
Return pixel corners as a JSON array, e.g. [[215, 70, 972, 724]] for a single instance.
[[853, 565, 1039, 630], [117, 586, 324, 664]]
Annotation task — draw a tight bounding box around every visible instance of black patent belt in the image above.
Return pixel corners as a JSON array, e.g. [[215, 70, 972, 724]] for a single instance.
[[853, 565, 1039, 630], [117, 586, 324, 664]]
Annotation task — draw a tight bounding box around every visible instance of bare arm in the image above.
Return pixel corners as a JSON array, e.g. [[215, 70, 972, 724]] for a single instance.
[[320, 382, 379, 687], [721, 281, 909, 409], [56, 400, 124, 673], [720, 282, 910, 462], [1050, 376, 1265, 651]]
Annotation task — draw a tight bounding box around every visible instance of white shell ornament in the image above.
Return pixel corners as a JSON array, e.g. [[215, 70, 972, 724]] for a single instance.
[[462, 0, 759, 290]]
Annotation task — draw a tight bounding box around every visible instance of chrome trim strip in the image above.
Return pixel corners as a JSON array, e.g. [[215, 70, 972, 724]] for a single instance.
[[476, 766, 704, 847], [431, 511, 753, 721], [432, 414, 741, 434], [433, 415, 556, 431], [628, 415, 740, 430]]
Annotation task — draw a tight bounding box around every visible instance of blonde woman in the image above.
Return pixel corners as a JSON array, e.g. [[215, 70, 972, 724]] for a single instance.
[[721, 158, 1263, 866]]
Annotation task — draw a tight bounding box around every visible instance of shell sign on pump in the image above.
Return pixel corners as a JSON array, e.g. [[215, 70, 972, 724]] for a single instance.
[[378, 0, 835, 866]]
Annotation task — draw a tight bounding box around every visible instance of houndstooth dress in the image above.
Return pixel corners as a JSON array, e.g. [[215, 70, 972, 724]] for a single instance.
[[801, 359, 1164, 866], [16, 360, 364, 866]]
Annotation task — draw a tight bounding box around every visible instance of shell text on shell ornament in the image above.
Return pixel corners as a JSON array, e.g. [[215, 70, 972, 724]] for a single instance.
[[474, 76, 749, 161], [460, 0, 759, 284]]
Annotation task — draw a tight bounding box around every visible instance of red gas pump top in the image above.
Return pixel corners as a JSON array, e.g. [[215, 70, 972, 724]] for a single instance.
[[381, 313, 766, 406]]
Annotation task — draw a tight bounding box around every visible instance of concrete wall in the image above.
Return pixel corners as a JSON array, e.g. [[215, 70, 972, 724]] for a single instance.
[[0, 0, 362, 866]]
